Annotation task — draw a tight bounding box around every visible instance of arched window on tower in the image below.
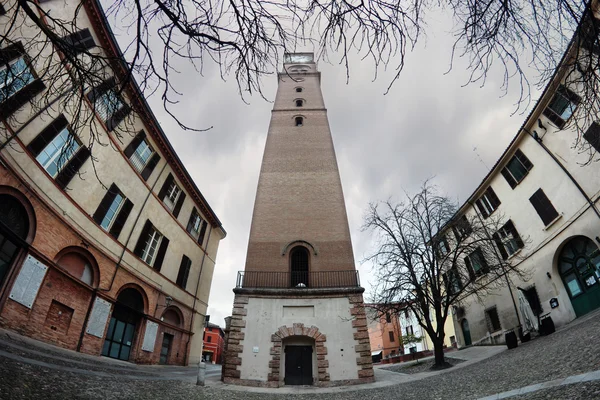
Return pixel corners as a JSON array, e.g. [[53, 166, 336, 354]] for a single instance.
[[290, 246, 309, 287], [295, 116, 303, 127], [295, 87, 303, 93], [295, 99, 304, 107]]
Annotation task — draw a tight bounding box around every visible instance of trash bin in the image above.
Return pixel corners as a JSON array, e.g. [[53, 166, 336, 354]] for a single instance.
[[505, 329, 518, 349], [540, 315, 555, 336]]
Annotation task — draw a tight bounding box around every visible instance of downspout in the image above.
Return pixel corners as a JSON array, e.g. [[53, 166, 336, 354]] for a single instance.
[[76, 161, 168, 351], [184, 226, 213, 365], [523, 125, 600, 220]]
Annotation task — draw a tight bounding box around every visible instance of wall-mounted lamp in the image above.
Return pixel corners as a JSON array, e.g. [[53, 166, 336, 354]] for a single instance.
[[157, 296, 173, 311], [538, 118, 547, 131], [533, 131, 540, 142], [546, 272, 552, 279]]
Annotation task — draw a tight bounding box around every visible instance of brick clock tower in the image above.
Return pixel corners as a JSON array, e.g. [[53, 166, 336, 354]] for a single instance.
[[223, 53, 374, 387]]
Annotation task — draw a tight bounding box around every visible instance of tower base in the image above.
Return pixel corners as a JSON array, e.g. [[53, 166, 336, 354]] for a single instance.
[[222, 287, 375, 388]]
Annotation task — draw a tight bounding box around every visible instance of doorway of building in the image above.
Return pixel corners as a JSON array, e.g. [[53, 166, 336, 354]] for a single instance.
[[0, 194, 31, 289], [558, 236, 600, 317], [102, 288, 145, 361], [160, 333, 173, 364], [284, 345, 313, 385], [461, 319, 472, 346], [290, 246, 309, 287]]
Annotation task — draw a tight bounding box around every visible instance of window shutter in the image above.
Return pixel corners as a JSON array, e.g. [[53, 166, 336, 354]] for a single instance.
[[141, 153, 160, 181], [493, 232, 508, 260], [153, 236, 169, 271], [55, 146, 90, 189], [106, 104, 131, 131], [465, 256, 475, 281], [515, 149, 533, 171], [176, 255, 191, 289], [198, 220, 208, 246], [475, 199, 489, 218], [0, 78, 46, 119], [27, 114, 69, 157], [86, 77, 116, 103], [133, 220, 152, 257], [63, 29, 96, 54], [0, 4, 5, 15], [186, 208, 197, 232], [529, 189, 559, 226], [158, 173, 174, 201], [109, 198, 133, 239], [584, 122, 600, 153], [124, 131, 146, 158], [501, 167, 517, 189], [506, 220, 524, 249], [92, 183, 119, 224], [172, 191, 186, 218], [488, 187, 501, 209]]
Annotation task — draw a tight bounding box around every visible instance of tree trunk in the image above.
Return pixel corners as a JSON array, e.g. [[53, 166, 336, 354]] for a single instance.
[[433, 338, 446, 367]]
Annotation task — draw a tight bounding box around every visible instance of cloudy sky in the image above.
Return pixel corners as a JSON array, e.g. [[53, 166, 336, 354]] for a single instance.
[[111, 10, 543, 327]]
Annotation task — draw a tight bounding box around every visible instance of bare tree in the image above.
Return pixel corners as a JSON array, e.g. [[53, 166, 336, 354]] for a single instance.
[[363, 182, 530, 368]]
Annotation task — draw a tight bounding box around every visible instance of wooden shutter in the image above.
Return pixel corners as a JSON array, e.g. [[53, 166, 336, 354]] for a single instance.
[[158, 173, 174, 201], [86, 77, 116, 103], [514, 149, 533, 171], [153, 236, 169, 271], [92, 183, 119, 224], [501, 167, 518, 189], [529, 189, 559, 226], [186, 208, 197, 233], [55, 146, 91, 189], [124, 131, 146, 158], [475, 199, 489, 218], [487, 187, 501, 208], [198, 220, 208, 246], [133, 220, 152, 257], [464, 256, 475, 281], [584, 122, 600, 153], [106, 104, 131, 131], [172, 191, 186, 218], [493, 232, 509, 260], [63, 29, 96, 54], [505, 220, 524, 249], [176, 255, 191, 289], [109, 198, 133, 239], [141, 153, 160, 181], [27, 114, 69, 157], [0, 78, 46, 119]]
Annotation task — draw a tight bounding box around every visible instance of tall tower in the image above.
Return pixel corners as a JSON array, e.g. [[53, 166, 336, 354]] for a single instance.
[[223, 54, 374, 387]]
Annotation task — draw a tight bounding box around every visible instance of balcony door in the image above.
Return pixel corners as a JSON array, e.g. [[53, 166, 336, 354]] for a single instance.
[[290, 246, 309, 287]]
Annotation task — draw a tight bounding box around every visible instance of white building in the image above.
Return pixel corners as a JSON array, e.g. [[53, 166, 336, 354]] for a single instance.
[[398, 307, 428, 355]]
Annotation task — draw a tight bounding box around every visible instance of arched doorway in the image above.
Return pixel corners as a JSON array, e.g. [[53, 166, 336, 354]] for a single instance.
[[159, 307, 182, 365], [0, 193, 34, 289], [283, 336, 314, 385], [290, 246, 309, 287], [461, 319, 472, 346], [558, 236, 600, 317], [102, 287, 146, 361]]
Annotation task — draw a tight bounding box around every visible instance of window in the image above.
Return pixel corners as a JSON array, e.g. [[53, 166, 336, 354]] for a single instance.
[[583, 121, 600, 153], [465, 248, 488, 279], [176, 255, 192, 290], [444, 267, 462, 295], [475, 187, 501, 218], [485, 307, 501, 332], [158, 173, 186, 217], [295, 99, 303, 107], [452, 215, 472, 241], [164, 181, 181, 211], [35, 127, 80, 177], [436, 236, 450, 257], [130, 138, 154, 172], [207, 336, 212, 342], [187, 209, 203, 239], [406, 325, 414, 336], [529, 189, 559, 226], [543, 85, 580, 129], [100, 192, 123, 229], [295, 87, 303, 93], [62, 29, 96, 55], [385, 313, 391, 323], [95, 88, 125, 123], [501, 149, 533, 189], [0, 56, 34, 103], [295, 116, 303, 126], [494, 220, 524, 259], [92, 184, 134, 239], [123, 131, 161, 180], [388, 331, 395, 342], [133, 220, 170, 271], [404, 309, 409, 319]]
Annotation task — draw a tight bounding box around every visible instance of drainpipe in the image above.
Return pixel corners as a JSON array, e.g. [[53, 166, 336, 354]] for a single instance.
[[76, 161, 168, 351], [184, 225, 212, 365]]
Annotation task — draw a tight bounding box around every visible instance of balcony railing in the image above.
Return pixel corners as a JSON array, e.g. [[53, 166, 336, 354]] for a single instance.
[[236, 270, 360, 289]]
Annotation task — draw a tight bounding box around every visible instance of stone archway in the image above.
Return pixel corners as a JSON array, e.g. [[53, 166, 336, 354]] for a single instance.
[[269, 323, 329, 384]]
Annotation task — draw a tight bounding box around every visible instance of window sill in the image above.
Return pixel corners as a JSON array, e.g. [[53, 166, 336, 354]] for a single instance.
[[542, 214, 563, 231], [507, 248, 523, 261]]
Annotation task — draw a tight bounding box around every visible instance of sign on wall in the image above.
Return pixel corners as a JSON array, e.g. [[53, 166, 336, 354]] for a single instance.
[[9, 254, 48, 309], [142, 320, 159, 352], [86, 297, 112, 338]]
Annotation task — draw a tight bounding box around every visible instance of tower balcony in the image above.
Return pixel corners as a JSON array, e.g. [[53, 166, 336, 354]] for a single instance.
[[236, 270, 360, 289]]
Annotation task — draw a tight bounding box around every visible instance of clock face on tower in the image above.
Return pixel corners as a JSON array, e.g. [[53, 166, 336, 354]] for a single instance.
[[284, 53, 314, 64]]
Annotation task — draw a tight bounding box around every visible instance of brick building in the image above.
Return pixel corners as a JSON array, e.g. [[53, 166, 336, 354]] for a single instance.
[[202, 323, 225, 364], [222, 53, 374, 387], [0, 0, 224, 365]]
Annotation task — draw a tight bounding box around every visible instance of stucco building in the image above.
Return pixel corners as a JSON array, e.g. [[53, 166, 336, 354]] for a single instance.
[[0, 0, 224, 365], [442, 11, 600, 347], [222, 53, 374, 387], [203, 323, 225, 364], [365, 305, 403, 361]]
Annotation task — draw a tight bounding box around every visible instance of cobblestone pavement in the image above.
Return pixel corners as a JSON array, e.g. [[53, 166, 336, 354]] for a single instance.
[[2, 311, 600, 399]]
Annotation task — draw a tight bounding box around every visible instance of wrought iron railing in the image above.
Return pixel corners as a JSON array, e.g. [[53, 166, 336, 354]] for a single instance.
[[236, 270, 360, 289]]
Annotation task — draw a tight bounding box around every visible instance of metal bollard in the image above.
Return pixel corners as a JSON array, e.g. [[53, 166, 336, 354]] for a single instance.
[[197, 361, 206, 386]]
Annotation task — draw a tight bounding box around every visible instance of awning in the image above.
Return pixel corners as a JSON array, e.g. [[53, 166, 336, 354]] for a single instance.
[[371, 350, 382, 356]]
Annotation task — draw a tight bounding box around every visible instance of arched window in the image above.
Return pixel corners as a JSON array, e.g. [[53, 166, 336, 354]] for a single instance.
[[0, 193, 34, 287], [117, 287, 145, 314], [56, 250, 95, 286], [295, 87, 303, 93], [295, 99, 304, 107], [162, 307, 182, 327], [290, 246, 309, 287], [295, 117, 303, 127]]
